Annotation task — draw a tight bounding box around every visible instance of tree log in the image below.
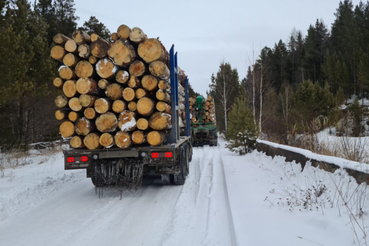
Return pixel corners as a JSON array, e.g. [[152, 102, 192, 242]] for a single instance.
[[135, 88, 147, 99], [70, 135, 85, 148], [111, 32, 119, 41], [68, 111, 81, 122], [83, 133, 101, 150], [72, 30, 91, 44], [62, 80, 77, 98], [78, 44, 91, 59], [137, 97, 155, 116], [79, 94, 97, 107], [84, 107, 97, 120], [137, 118, 149, 130], [53, 33, 71, 45], [75, 60, 94, 78], [128, 101, 137, 111], [129, 27, 147, 43], [96, 112, 118, 133], [99, 133, 114, 148], [129, 60, 146, 77], [63, 53, 79, 67], [116, 70, 130, 84], [149, 112, 171, 130], [68, 97, 83, 112], [59, 121, 75, 138], [53, 77, 64, 88], [112, 99, 126, 113], [55, 95, 68, 108], [94, 98, 112, 114], [149, 60, 170, 80], [128, 75, 140, 88], [98, 78, 110, 89], [65, 39, 78, 54], [156, 101, 171, 114], [156, 89, 171, 103], [59, 66, 75, 80], [141, 75, 158, 91], [55, 109, 68, 120], [96, 58, 118, 79], [107, 39, 136, 66], [91, 37, 109, 58], [51, 45, 66, 61], [138, 38, 168, 64], [117, 24, 131, 39], [132, 130, 146, 144], [118, 110, 137, 131], [122, 87, 136, 101], [75, 117, 94, 136], [76, 78, 99, 95], [147, 131, 167, 146], [88, 56, 98, 65], [158, 80, 170, 90], [106, 83, 123, 100], [114, 131, 132, 148]]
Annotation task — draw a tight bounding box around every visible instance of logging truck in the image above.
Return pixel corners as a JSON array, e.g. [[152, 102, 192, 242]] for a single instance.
[[51, 26, 192, 190]]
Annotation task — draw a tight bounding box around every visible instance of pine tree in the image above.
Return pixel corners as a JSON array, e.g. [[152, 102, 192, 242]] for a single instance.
[[81, 16, 111, 40], [225, 96, 258, 155], [53, 0, 78, 37], [36, 0, 57, 45]]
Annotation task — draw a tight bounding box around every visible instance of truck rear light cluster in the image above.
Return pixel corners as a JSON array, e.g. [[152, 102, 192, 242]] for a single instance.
[[67, 157, 74, 163], [151, 153, 159, 158], [67, 156, 89, 163], [151, 152, 173, 159]]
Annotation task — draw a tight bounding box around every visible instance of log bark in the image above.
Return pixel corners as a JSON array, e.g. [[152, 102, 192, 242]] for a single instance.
[[91, 37, 109, 58], [76, 78, 99, 95], [149, 60, 170, 80], [107, 39, 136, 66], [78, 44, 91, 59], [96, 112, 118, 133], [111, 32, 119, 41], [65, 39, 78, 54], [70, 135, 85, 148], [137, 118, 149, 130], [112, 100, 126, 113], [156, 101, 171, 114], [94, 98, 112, 114], [138, 38, 168, 64], [128, 101, 137, 111], [147, 131, 167, 146], [83, 133, 101, 150], [96, 58, 118, 79], [53, 33, 71, 45], [72, 30, 91, 44], [106, 83, 123, 100], [129, 60, 146, 77], [68, 97, 83, 112], [98, 78, 111, 89], [88, 56, 98, 65], [137, 97, 155, 116], [75, 117, 94, 136], [117, 24, 131, 39], [75, 60, 94, 78], [50, 45, 66, 61], [122, 87, 136, 101], [178, 67, 186, 86], [114, 131, 132, 148], [132, 130, 146, 144], [53, 77, 64, 88], [129, 27, 147, 43], [115, 70, 130, 84], [59, 66, 75, 80], [62, 80, 77, 98], [156, 89, 171, 103], [55, 95, 68, 108], [59, 121, 75, 138], [141, 75, 158, 91], [79, 94, 97, 107], [149, 112, 171, 130], [135, 88, 147, 99], [118, 110, 137, 131], [99, 133, 114, 148], [68, 111, 81, 122], [63, 53, 79, 67], [128, 75, 140, 88], [84, 107, 97, 120], [55, 109, 68, 120]]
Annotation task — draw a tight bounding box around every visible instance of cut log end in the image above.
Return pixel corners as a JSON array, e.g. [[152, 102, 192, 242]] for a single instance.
[[75, 60, 94, 78], [51, 45, 66, 61], [84, 108, 97, 120], [83, 133, 101, 150], [59, 121, 74, 138], [94, 98, 111, 114], [129, 60, 146, 77], [65, 39, 78, 53], [137, 97, 155, 116], [141, 75, 158, 91], [132, 130, 145, 144], [96, 112, 118, 133], [70, 136, 85, 148], [149, 112, 171, 130], [116, 70, 129, 84], [99, 133, 114, 148], [118, 110, 137, 131], [122, 87, 136, 102], [112, 100, 126, 113], [137, 118, 149, 130], [147, 131, 167, 146], [117, 24, 131, 39], [105, 83, 123, 100], [114, 131, 132, 148]]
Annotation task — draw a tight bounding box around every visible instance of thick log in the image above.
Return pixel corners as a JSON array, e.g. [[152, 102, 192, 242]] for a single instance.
[[118, 110, 137, 131], [76, 78, 99, 95], [79, 94, 97, 107], [149, 61, 170, 80], [129, 60, 146, 77], [63, 53, 79, 67], [51, 45, 66, 61], [156, 101, 171, 114], [53, 77, 64, 88], [147, 131, 167, 146], [106, 83, 123, 100], [116, 70, 130, 84], [96, 112, 118, 133], [149, 112, 171, 130], [138, 38, 168, 64], [83, 133, 101, 150], [55, 95, 68, 108], [84, 107, 97, 120], [128, 75, 140, 88], [88, 56, 98, 65], [107, 39, 136, 66], [111, 32, 119, 41], [70, 135, 85, 148], [137, 118, 149, 130], [122, 87, 136, 101], [53, 33, 71, 45], [114, 131, 132, 148], [135, 88, 147, 99], [158, 80, 170, 90], [72, 30, 91, 44], [59, 66, 75, 80], [68, 97, 83, 112], [99, 133, 114, 148], [94, 98, 111, 114], [59, 121, 75, 138], [117, 24, 131, 39], [128, 101, 137, 111], [91, 37, 109, 58], [96, 58, 118, 79], [78, 44, 91, 59], [141, 75, 158, 91], [55, 109, 68, 120], [132, 130, 146, 144], [65, 39, 78, 54], [129, 27, 147, 43], [75, 60, 94, 78], [112, 100, 126, 113], [156, 89, 171, 103], [137, 97, 155, 116], [207, 95, 212, 101], [75, 117, 94, 136], [68, 111, 81, 122], [62, 80, 77, 98]]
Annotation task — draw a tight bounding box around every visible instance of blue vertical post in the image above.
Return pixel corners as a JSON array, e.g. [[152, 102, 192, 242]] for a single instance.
[[174, 52, 179, 141], [184, 77, 190, 136], [166, 45, 178, 144]]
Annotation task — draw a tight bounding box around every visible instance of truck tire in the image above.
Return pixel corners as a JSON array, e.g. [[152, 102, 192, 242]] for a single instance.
[[91, 177, 103, 187], [174, 145, 188, 185]]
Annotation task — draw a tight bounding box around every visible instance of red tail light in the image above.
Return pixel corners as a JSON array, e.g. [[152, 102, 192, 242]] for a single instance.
[[165, 152, 172, 158], [81, 156, 88, 162], [67, 157, 74, 163], [151, 153, 159, 158]]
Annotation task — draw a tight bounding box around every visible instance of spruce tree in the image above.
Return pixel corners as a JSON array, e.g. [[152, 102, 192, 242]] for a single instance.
[[81, 16, 111, 40], [53, 0, 78, 37]]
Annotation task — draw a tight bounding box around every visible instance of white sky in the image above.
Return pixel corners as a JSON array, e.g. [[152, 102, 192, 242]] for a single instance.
[[74, 0, 363, 96]]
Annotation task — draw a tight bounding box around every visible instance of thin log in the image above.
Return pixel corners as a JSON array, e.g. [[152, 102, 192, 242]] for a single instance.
[[72, 30, 91, 44], [137, 97, 155, 116], [75, 60, 94, 78], [112, 100, 126, 113], [55, 95, 68, 108], [138, 38, 168, 64], [55, 109, 68, 120], [117, 24, 131, 39], [132, 130, 146, 144], [70, 135, 85, 148], [149, 61, 170, 80], [79, 94, 97, 107], [89, 56, 98, 65], [96, 58, 118, 79], [111, 32, 119, 41], [207, 95, 212, 101], [107, 39, 136, 66], [84, 107, 97, 120], [94, 98, 112, 114], [63, 53, 79, 67], [98, 78, 111, 89], [50, 45, 66, 61], [76, 78, 99, 95], [129, 60, 146, 77], [53, 77, 64, 88], [75, 117, 94, 136], [59, 66, 75, 80], [62, 80, 77, 98], [65, 39, 78, 54], [128, 75, 140, 88], [135, 88, 147, 99], [96, 112, 118, 133], [68, 97, 83, 112], [59, 121, 75, 138], [122, 87, 136, 101], [129, 27, 147, 43], [116, 70, 130, 84], [53, 33, 71, 45], [147, 131, 167, 146], [68, 111, 81, 122], [158, 80, 170, 90], [99, 133, 114, 148], [118, 110, 137, 131], [156, 101, 171, 114], [156, 89, 171, 103], [83, 133, 101, 150], [78, 44, 90, 59], [141, 75, 158, 91], [128, 101, 137, 111], [91, 37, 109, 58], [137, 118, 149, 130], [114, 131, 132, 148]]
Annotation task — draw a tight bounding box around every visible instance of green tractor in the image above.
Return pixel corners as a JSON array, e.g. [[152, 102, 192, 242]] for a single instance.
[[190, 96, 218, 147]]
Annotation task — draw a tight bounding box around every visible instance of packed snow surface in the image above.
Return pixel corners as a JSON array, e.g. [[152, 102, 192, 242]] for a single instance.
[[0, 139, 367, 245]]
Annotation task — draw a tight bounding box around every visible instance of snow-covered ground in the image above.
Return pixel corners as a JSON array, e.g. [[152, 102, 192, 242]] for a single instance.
[[0, 139, 368, 245]]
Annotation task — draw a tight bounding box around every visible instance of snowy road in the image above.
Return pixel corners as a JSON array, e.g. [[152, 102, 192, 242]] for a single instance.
[[0, 145, 237, 246]]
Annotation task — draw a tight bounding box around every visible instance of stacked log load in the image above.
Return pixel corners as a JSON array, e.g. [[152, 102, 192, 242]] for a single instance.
[[51, 25, 187, 149], [189, 95, 216, 124]]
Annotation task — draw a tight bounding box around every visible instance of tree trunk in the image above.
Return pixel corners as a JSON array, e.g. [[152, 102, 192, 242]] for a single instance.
[[75, 117, 94, 136], [110, 32, 119, 41], [76, 78, 99, 95], [137, 118, 149, 130], [78, 44, 91, 59], [108, 39, 137, 67], [72, 30, 91, 44], [156, 89, 171, 102], [147, 131, 167, 146], [68, 111, 81, 122], [75, 60, 94, 78], [59, 121, 75, 138], [116, 70, 130, 84], [141, 75, 158, 91], [149, 112, 171, 130], [128, 75, 140, 88], [63, 53, 79, 67], [128, 101, 137, 111], [129, 27, 147, 43], [50, 45, 66, 61], [94, 98, 112, 114], [156, 101, 171, 114], [53, 77, 64, 88], [55, 95, 69, 108], [137, 97, 155, 116], [132, 130, 146, 144], [79, 94, 97, 107], [88, 56, 98, 65], [83, 133, 101, 150], [91, 37, 109, 58], [112, 100, 126, 113], [98, 78, 111, 89], [84, 107, 97, 120], [135, 88, 147, 99], [53, 33, 71, 45], [138, 38, 168, 64], [118, 110, 137, 131], [55, 109, 68, 120], [59, 66, 75, 80], [129, 60, 146, 77], [105, 83, 123, 100], [68, 97, 83, 112], [96, 112, 118, 133], [65, 39, 78, 54], [149, 60, 170, 80], [117, 24, 131, 39], [99, 132, 114, 148], [114, 131, 132, 148], [62, 80, 77, 98], [70, 135, 85, 148], [158, 80, 170, 90], [96, 58, 117, 79], [122, 87, 136, 101]]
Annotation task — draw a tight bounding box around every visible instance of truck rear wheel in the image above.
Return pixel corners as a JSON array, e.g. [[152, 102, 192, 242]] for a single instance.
[[91, 177, 103, 187], [174, 145, 188, 185]]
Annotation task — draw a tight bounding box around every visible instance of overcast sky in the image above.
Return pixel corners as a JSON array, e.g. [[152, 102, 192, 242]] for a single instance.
[[74, 0, 362, 96]]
